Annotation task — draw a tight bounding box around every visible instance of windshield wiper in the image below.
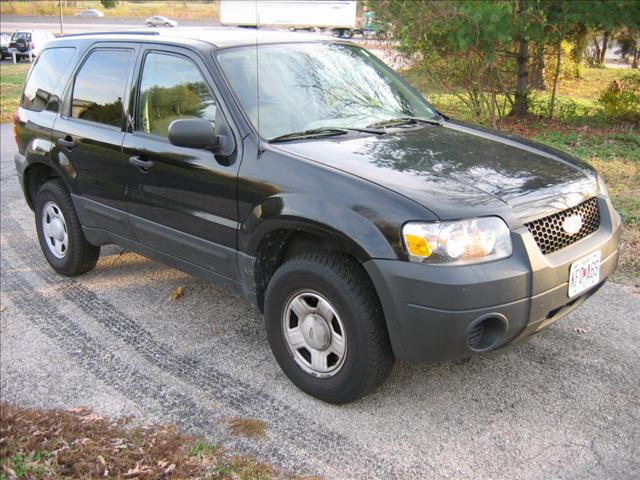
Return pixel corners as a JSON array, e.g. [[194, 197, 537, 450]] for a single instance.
[[269, 127, 383, 143], [365, 116, 444, 129]]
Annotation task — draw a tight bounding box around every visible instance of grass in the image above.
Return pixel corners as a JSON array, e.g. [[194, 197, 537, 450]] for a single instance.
[[0, 63, 30, 123], [228, 417, 268, 439], [0, 402, 276, 479], [554, 68, 627, 101], [1, 0, 219, 20]]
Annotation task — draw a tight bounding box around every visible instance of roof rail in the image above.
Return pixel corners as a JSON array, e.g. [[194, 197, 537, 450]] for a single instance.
[[62, 31, 161, 38]]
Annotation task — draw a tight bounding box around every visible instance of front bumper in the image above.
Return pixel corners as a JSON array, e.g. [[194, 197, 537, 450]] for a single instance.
[[364, 196, 622, 362]]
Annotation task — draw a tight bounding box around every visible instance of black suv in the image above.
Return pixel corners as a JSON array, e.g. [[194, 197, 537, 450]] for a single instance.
[[14, 29, 621, 403]]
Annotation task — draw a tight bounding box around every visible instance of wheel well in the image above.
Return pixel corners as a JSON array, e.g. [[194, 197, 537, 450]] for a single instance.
[[24, 163, 60, 209], [253, 228, 369, 312]]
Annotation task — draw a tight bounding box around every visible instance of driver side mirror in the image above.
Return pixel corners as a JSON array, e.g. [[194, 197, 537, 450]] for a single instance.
[[168, 116, 235, 160]]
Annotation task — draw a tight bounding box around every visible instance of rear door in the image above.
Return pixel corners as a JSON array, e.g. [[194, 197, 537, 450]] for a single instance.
[[122, 44, 242, 283], [52, 43, 138, 239]]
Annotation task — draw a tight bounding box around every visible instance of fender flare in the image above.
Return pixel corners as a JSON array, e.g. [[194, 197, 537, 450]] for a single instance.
[[239, 193, 399, 260]]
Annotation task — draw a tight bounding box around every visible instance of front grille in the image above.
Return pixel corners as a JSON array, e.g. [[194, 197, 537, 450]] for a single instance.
[[525, 197, 600, 255]]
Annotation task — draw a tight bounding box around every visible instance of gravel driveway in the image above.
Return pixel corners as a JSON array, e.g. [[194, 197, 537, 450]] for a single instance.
[[1, 123, 639, 479]]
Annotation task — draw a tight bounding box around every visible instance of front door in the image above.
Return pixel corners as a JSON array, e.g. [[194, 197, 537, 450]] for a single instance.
[[52, 45, 138, 239], [122, 46, 242, 282]]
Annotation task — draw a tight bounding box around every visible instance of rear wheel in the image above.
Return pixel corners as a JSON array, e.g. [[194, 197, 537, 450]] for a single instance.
[[35, 179, 100, 276], [264, 252, 394, 404]]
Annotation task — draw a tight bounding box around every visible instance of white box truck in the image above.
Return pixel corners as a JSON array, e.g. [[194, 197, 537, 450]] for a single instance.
[[219, 0, 360, 37]]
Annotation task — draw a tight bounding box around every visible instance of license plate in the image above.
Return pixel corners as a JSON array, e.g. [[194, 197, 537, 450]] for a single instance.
[[568, 250, 600, 298]]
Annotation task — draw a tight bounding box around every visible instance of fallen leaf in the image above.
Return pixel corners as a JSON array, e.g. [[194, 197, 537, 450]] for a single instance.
[[3, 466, 17, 478], [67, 407, 87, 414], [98, 455, 106, 466], [81, 413, 104, 424], [162, 463, 176, 475], [574, 327, 589, 334], [169, 286, 185, 301], [124, 463, 152, 478]]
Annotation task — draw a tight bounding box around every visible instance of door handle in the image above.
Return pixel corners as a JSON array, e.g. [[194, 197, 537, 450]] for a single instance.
[[57, 136, 76, 149], [129, 156, 154, 171]]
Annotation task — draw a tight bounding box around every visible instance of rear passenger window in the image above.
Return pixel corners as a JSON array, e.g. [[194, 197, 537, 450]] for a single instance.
[[71, 49, 133, 128], [137, 52, 216, 138], [21, 47, 76, 111]]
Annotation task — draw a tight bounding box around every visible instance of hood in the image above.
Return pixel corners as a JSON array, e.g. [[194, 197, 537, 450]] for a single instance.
[[271, 120, 598, 227]]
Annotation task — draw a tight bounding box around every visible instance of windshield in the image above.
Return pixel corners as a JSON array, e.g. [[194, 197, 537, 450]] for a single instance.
[[216, 42, 438, 140], [11, 32, 31, 41]]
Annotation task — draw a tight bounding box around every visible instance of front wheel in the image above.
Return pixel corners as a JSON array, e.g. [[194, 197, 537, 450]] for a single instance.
[[35, 179, 100, 276], [264, 252, 394, 404]]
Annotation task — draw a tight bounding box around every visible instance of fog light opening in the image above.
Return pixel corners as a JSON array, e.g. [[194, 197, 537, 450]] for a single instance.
[[466, 314, 507, 352]]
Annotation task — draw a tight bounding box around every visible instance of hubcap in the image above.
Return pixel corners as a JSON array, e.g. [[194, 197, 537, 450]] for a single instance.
[[301, 314, 331, 350], [282, 290, 347, 377], [41, 201, 69, 259]]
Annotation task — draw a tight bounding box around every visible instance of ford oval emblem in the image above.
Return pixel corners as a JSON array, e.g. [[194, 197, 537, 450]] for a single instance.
[[563, 214, 583, 236]]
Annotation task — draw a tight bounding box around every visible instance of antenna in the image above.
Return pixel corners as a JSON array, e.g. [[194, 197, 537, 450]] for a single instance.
[[254, 0, 260, 140]]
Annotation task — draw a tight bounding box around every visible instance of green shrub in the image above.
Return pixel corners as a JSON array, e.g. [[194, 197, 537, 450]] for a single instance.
[[543, 40, 584, 85], [598, 73, 640, 121], [527, 94, 604, 125], [100, 0, 117, 9]]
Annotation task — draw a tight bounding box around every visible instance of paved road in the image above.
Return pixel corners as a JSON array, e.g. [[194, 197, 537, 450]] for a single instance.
[[1, 122, 639, 479], [1, 14, 218, 34]]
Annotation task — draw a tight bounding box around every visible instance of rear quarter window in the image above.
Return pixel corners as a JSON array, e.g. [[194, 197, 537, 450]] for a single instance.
[[70, 49, 134, 128], [21, 47, 76, 112], [11, 32, 31, 41]]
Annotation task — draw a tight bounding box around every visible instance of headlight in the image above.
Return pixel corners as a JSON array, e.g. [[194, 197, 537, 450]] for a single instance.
[[597, 174, 609, 197], [402, 217, 512, 265]]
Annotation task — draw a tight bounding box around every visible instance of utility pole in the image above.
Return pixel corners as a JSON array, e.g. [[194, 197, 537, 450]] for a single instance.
[[59, 1, 64, 35]]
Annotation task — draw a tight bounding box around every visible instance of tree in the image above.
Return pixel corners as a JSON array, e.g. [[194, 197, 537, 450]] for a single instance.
[[100, 0, 117, 9], [511, 0, 531, 117], [372, 0, 547, 120], [372, 0, 639, 121], [617, 28, 640, 68]]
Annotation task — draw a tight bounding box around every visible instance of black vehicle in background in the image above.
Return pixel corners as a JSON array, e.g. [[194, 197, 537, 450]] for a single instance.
[[1, 33, 11, 59], [13, 29, 621, 403]]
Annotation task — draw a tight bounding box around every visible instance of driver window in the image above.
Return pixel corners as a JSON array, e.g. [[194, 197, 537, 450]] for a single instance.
[[137, 52, 216, 138]]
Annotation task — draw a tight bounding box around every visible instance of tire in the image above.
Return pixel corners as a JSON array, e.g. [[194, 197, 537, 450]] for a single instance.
[[34, 179, 100, 276], [264, 252, 394, 404], [15, 38, 28, 53]]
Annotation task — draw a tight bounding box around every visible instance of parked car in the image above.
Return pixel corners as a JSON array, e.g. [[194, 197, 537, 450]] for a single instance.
[[8, 31, 55, 60], [0, 33, 11, 59], [75, 9, 104, 17], [146, 16, 178, 27], [13, 30, 621, 404]]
